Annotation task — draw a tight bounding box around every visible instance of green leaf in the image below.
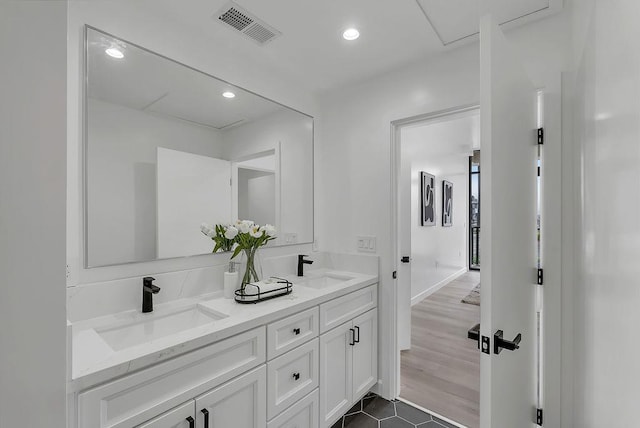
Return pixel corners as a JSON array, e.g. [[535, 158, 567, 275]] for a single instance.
[[231, 245, 243, 259]]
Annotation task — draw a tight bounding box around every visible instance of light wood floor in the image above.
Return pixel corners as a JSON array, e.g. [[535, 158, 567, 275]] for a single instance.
[[400, 271, 481, 428]]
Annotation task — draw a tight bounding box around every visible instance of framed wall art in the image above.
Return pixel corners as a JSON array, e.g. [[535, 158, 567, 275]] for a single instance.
[[442, 180, 453, 227], [421, 171, 435, 226]]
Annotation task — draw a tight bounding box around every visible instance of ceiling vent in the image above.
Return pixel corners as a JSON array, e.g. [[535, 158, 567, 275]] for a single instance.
[[215, 2, 281, 45]]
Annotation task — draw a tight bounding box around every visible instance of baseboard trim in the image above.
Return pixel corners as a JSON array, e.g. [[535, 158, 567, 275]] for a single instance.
[[410, 267, 468, 306]]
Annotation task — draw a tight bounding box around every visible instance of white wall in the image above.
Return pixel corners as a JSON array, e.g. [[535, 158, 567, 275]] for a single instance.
[[223, 109, 314, 244], [570, 1, 640, 426], [238, 171, 276, 226], [400, 115, 474, 302], [86, 99, 225, 266], [0, 2, 67, 426], [67, 1, 318, 285], [317, 9, 571, 400], [408, 163, 468, 301]]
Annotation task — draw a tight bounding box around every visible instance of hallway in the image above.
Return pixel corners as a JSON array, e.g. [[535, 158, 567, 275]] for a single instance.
[[400, 271, 481, 428]]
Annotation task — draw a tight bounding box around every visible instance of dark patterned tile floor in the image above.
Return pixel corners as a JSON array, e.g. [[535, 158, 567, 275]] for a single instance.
[[330, 394, 462, 428]]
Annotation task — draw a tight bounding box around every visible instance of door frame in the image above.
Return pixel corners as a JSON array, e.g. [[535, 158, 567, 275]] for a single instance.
[[390, 103, 479, 397], [388, 73, 562, 426], [231, 145, 282, 243]]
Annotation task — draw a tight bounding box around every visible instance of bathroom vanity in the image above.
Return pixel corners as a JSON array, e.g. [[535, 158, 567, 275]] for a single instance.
[[68, 256, 378, 428], [67, 24, 378, 428]]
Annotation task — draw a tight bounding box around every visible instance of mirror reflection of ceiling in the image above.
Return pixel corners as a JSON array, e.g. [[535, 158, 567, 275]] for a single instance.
[[87, 28, 287, 130]]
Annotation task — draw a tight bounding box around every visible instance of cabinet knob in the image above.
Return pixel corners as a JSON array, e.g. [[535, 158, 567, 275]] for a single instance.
[[186, 416, 195, 428], [293, 327, 301, 335], [354, 326, 360, 343], [349, 328, 355, 346], [292, 372, 300, 381], [201, 409, 209, 428]]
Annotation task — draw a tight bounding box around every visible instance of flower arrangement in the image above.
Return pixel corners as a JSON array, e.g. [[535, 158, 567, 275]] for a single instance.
[[201, 220, 277, 290], [200, 223, 238, 253], [231, 220, 277, 289]]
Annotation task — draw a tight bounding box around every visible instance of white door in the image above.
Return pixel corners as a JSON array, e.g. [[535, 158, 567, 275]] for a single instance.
[[195, 366, 267, 428], [319, 323, 352, 427], [479, 15, 538, 428], [136, 402, 195, 428], [351, 309, 378, 399]]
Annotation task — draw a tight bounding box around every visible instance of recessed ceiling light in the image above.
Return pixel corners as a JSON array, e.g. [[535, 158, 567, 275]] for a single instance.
[[222, 91, 236, 99], [105, 47, 124, 59], [342, 28, 360, 41]]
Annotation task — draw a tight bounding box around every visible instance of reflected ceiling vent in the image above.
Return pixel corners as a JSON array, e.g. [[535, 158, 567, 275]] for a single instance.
[[215, 2, 281, 45]]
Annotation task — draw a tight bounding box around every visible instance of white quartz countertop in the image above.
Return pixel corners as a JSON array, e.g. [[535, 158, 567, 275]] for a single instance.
[[70, 268, 377, 392]]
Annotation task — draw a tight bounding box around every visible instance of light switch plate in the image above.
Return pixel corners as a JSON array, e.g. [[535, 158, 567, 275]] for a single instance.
[[357, 235, 376, 253]]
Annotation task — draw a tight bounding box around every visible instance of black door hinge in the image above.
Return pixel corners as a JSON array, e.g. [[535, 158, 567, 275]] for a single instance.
[[392, 271, 397, 279], [536, 408, 543, 426], [537, 268, 544, 285], [538, 127, 544, 145]]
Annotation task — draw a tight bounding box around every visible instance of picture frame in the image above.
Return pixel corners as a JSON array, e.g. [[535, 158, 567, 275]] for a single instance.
[[421, 172, 435, 226], [442, 180, 453, 227]]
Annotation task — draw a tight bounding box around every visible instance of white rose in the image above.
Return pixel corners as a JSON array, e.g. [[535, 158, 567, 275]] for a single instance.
[[260, 224, 276, 237], [224, 226, 238, 240], [249, 225, 263, 238], [241, 219, 254, 227]]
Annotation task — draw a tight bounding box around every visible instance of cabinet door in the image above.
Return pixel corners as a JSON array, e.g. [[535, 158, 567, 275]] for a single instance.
[[351, 309, 378, 399], [195, 366, 266, 428], [319, 322, 353, 427], [136, 402, 195, 428]]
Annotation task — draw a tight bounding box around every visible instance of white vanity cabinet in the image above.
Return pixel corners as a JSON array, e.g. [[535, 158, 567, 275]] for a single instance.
[[74, 284, 378, 428], [319, 287, 378, 428], [77, 327, 266, 428], [135, 366, 267, 428]]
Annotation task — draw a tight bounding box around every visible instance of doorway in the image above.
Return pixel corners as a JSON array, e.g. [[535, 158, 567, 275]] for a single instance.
[[469, 152, 480, 271], [395, 107, 481, 427]]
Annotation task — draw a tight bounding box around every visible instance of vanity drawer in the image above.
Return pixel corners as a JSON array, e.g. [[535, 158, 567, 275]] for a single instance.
[[267, 338, 319, 420], [319, 285, 377, 333], [78, 327, 266, 428], [267, 389, 319, 428], [267, 307, 319, 360]]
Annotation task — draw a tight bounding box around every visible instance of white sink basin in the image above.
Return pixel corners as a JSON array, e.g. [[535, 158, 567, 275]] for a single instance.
[[96, 305, 228, 351], [297, 272, 355, 289]]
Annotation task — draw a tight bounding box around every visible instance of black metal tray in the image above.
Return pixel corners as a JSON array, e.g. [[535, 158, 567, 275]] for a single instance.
[[234, 277, 293, 304]]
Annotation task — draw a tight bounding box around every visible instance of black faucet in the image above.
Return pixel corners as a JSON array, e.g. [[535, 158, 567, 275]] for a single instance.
[[297, 255, 314, 277], [142, 277, 161, 313]]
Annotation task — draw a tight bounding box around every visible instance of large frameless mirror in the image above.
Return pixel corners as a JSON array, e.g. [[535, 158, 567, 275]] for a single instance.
[[84, 26, 313, 268]]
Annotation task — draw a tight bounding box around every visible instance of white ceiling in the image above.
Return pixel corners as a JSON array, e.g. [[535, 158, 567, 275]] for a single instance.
[[416, 0, 551, 45], [149, 0, 562, 95]]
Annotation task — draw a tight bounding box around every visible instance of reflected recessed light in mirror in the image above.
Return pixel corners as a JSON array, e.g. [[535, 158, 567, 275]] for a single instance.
[[105, 47, 124, 59], [222, 91, 236, 99], [343, 28, 360, 41]]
